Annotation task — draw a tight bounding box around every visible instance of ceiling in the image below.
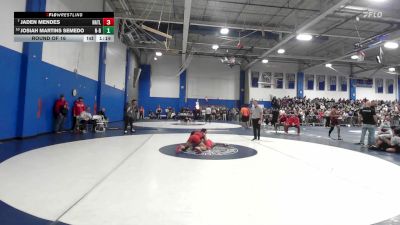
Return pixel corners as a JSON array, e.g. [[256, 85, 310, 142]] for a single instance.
[[108, 0, 400, 73]]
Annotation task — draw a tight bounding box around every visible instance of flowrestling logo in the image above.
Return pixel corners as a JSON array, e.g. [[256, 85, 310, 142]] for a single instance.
[[159, 144, 257, 160], [363, 11, 383, 18]]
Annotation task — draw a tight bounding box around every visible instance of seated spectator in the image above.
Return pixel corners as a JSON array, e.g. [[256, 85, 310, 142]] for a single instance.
[[371, 127, 400, 153], [377, 116, 392, 139], [97, 108, 108, 120], [73, 97, 86, 131], [79, 107, 93, 133], [284, 114, 300, 135], [148, 111, 156, 119], [275, 111, 287, 133]]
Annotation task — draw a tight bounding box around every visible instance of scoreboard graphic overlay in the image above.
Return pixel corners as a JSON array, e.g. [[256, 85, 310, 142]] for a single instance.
[[14, 12, 115, 42]]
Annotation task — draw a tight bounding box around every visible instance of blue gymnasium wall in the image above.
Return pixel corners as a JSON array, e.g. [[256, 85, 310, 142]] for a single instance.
[[21, 60, 98, 137], [0, 45, 125, 140], [258, 101, 272, 108], [138, 65, 180, 113], [101, 85, 125, 121], [186, 98, 239, 109], [0, 46, 22, 139], [138, 64, 241, 114]]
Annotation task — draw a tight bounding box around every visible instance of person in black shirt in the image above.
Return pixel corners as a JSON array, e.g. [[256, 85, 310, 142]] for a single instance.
[[98, 108, 108, 120], [358, 101, 377, 146]]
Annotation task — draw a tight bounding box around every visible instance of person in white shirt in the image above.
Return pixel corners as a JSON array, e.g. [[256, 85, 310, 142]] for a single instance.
[[79, 107, 93, 132], [377, 116, 392, 139], [205, 106, 212, 123]]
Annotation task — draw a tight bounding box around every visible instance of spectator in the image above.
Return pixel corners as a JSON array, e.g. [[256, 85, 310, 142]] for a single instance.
[[240, 105, 250, 128], [222, 108, 227, 121], [73, 97, 85, 132], [205, 105, 212, 123], [79, 107, 92, 133], [377, 116, 392, 140], [284, 114, 300, 135], [211, 107, 217, 121], [139, 106, 145, 120], [124, 99, 138, 134], [53, 94, 68, 133], [156, 105, 162, 120], [97, 108, 108, 120], [371, 127, 400, 153]]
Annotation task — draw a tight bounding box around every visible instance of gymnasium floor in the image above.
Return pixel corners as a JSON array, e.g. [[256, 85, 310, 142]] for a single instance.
[[1, 121, 400, 225]]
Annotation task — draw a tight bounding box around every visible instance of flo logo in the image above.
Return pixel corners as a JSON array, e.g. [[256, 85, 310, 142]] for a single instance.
[[159, 144, 257, 160], [363, 11, 383, 18]]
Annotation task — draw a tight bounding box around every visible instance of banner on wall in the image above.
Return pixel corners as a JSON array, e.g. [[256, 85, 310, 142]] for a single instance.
[[354, 78, 373, 87]]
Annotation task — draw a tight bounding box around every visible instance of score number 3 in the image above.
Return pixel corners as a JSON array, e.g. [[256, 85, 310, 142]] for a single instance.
[[103, 18, 115, 26]]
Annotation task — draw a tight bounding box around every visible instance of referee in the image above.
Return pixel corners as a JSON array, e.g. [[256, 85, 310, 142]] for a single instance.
[[251, 100, 263, 141]]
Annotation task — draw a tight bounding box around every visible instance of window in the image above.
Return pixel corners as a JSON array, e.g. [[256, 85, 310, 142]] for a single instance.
[[305, 74, 314, 90], [376, 78, 383, 93], [251, 71, 259, 88], [274, 73, 284, 89], [260, 72, 272, 88], [317, 75, 325, 91], [329, 76, 336, 91], [286, 73, 295, 89], [387, 79, 394, 94], [339, 76, 347, 91]]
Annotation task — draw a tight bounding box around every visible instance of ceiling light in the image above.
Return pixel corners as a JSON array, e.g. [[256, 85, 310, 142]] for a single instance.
[[277, 49, 285, 54], [262, 59, 268, 64], [296, 33, 313, 41], [155, 51, 162, 56], [325, 63, 332, 68], [212, 44, 219, 50], [384, 41, 399, 49], [154, 57, 157, 61], [389, 67, 396, 72], [351, 55, 359, 60], [220, 27, 229, 35], [344, 5, 367, 11]]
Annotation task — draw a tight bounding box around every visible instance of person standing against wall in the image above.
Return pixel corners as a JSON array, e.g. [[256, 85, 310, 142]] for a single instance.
[[222, 107, 227, 121], [139, 106, 144, 120], [73, 97, 85, 132], [358, 101, 377, 146], [251, 100, 263, 141], [53, 94, 68, 133], [124, 99, 138, 134], [156, 105, 162, 120]]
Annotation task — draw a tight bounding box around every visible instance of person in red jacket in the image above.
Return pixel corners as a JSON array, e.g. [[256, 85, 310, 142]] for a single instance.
[[73, 97, 86, 131], [284, 114, 300, 135], [53, 94, 68, 133]]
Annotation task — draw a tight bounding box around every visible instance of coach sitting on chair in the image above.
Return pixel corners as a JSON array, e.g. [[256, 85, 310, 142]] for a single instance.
[[79, 107, 93, 133]]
